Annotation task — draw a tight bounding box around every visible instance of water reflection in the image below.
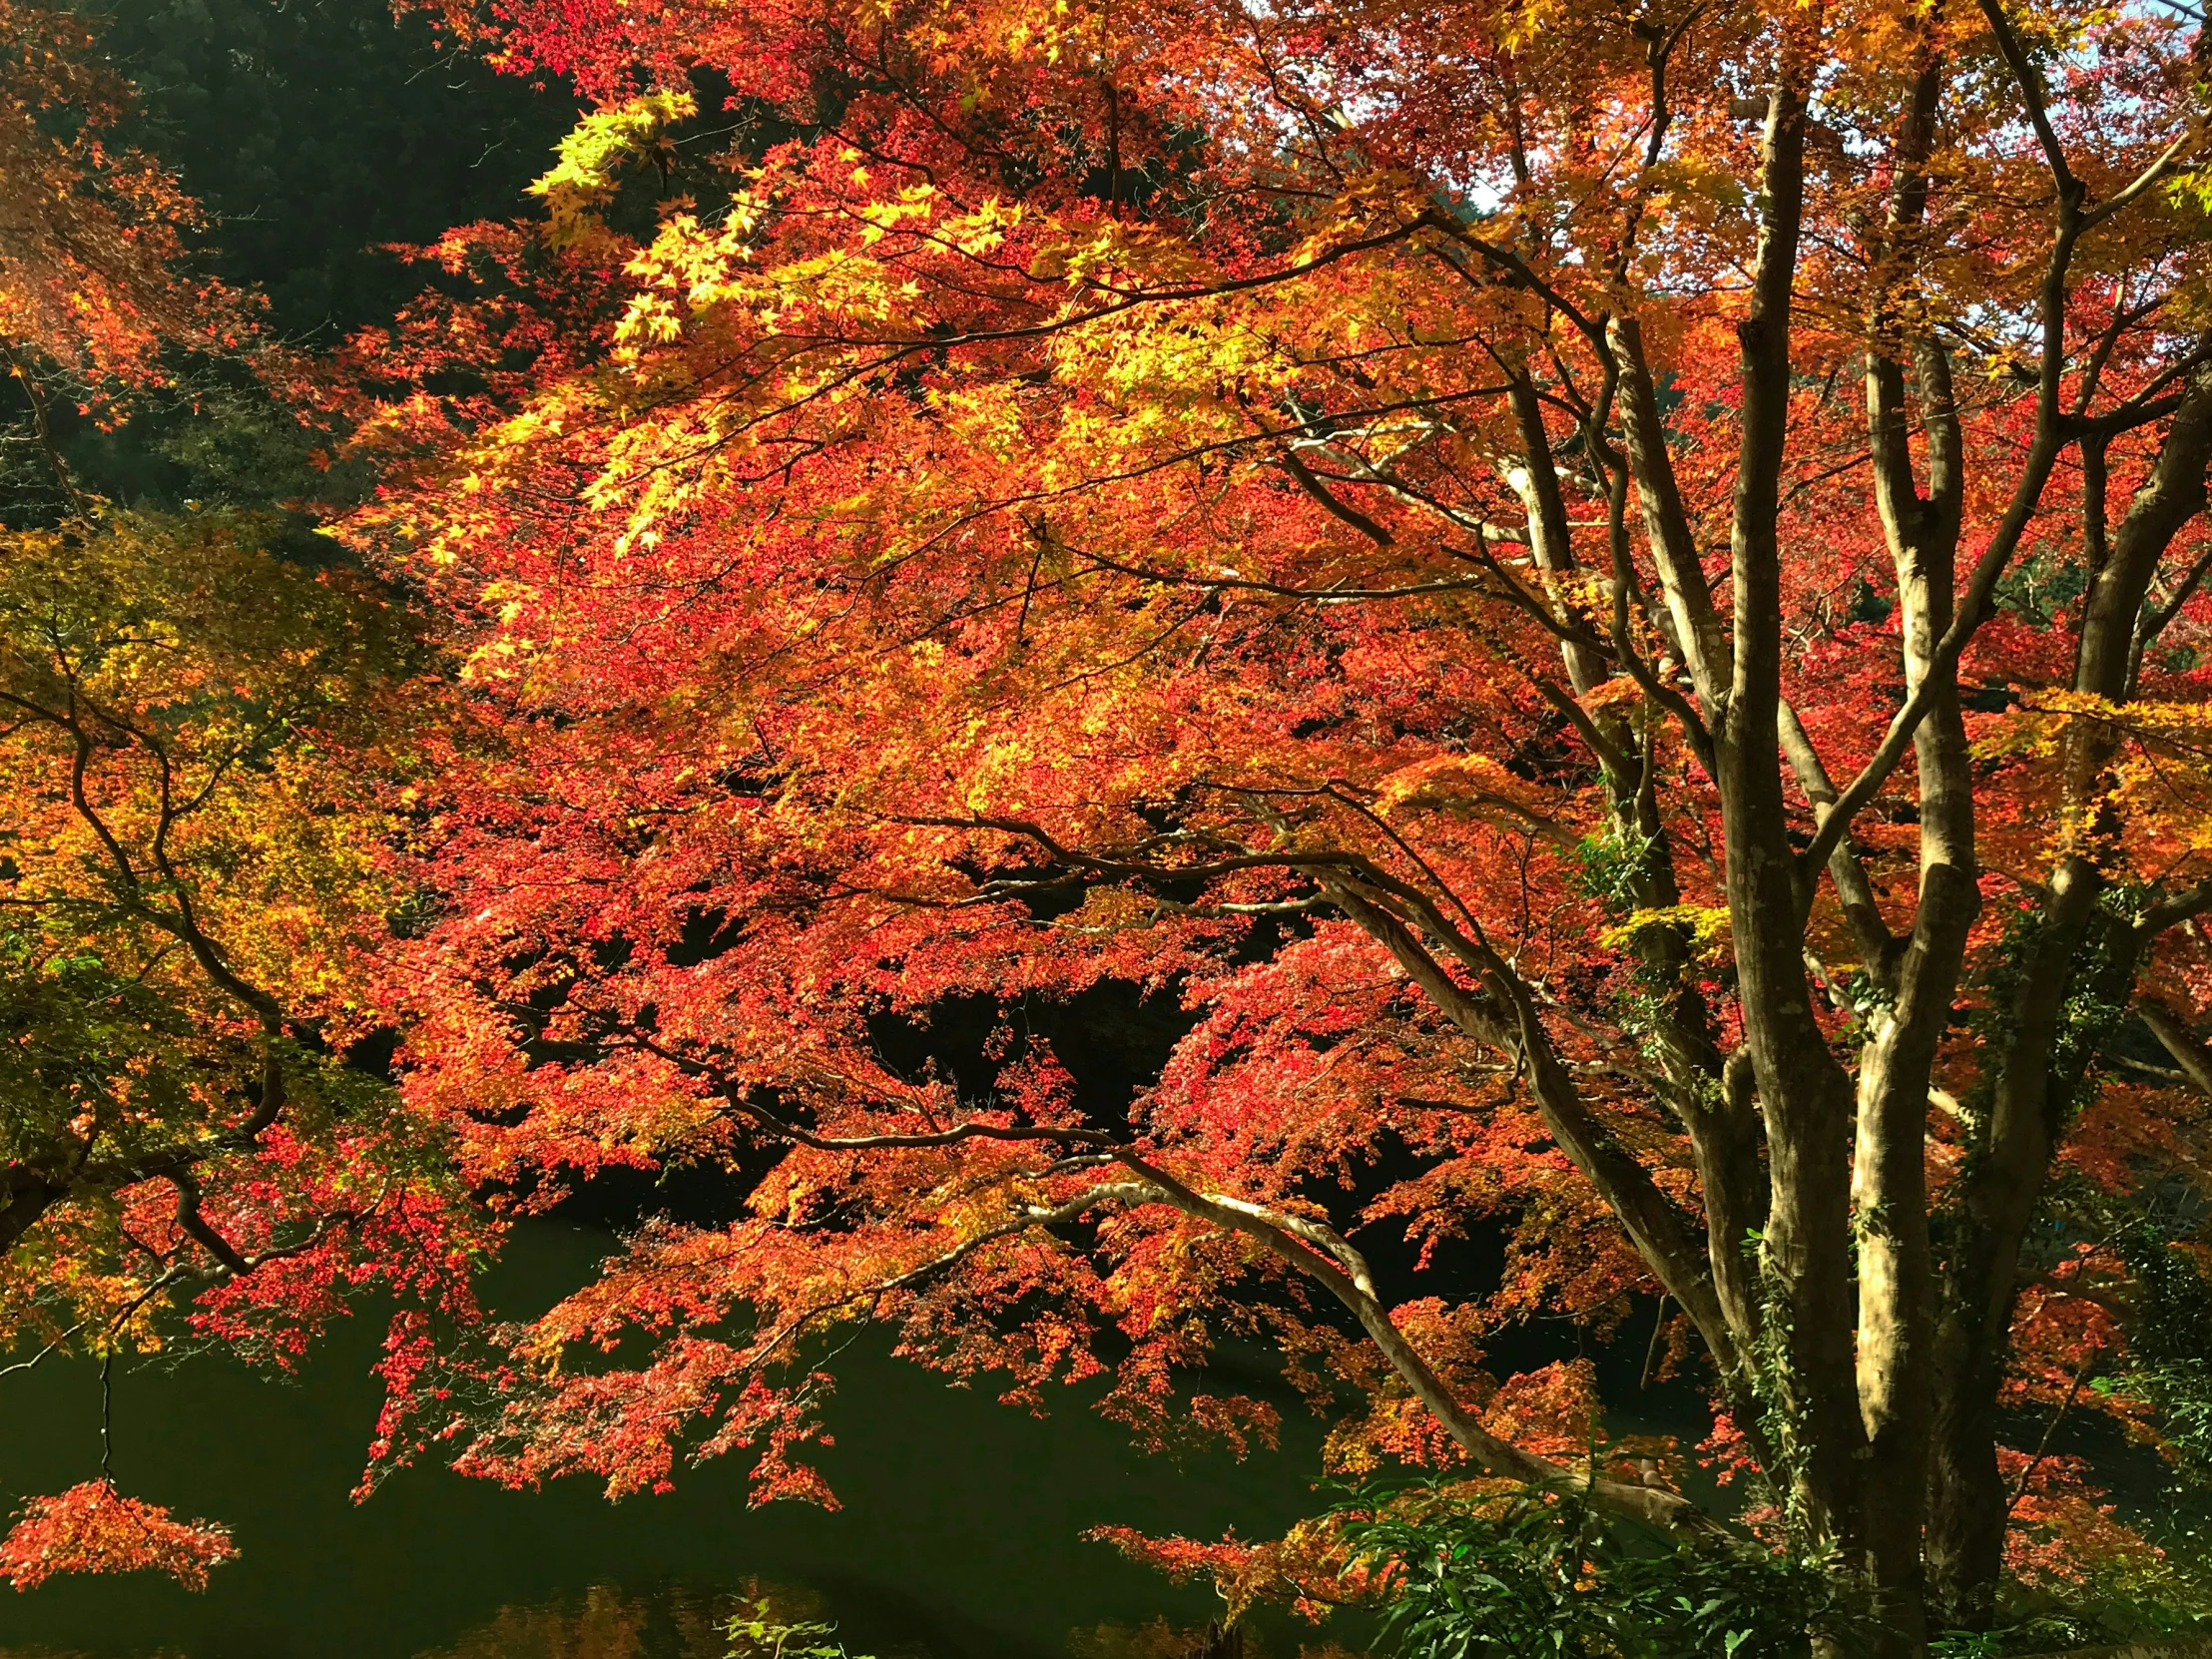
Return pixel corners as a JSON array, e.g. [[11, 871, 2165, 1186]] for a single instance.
[[0, 1226, 1326, 1659], [0, 1584, 1211, 1659], [411, 1588, 1292, 1659], [416, 1580, 971, 1659], [415, 1583, 735, 1659]]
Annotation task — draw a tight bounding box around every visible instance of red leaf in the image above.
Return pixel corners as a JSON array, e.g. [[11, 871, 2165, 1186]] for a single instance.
[[0, 1481, 240, 1592]]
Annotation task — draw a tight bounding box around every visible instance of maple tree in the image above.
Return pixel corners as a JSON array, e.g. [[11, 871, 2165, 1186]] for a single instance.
[[0, 0, 609, 1594], [26, 0, 2191, 1643], [329, 0, 2212, 1644], [0, 0, 475, 1583], [0, 511, 488, 1583]]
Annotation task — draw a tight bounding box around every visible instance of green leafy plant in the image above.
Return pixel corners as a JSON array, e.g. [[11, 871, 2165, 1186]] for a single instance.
[[726, 1598, 873, 1659], [1336, 1484, 1854, 1659]]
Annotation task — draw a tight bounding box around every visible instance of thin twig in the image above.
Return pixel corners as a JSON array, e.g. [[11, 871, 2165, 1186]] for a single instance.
[[2007, 1348, 2099, 1515]]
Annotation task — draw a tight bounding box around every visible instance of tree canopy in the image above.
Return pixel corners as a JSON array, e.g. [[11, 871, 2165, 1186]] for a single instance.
[[11, 0, 2212, 1649], [336, 0, 2212, 1645], [0, 0, 514, 1588]]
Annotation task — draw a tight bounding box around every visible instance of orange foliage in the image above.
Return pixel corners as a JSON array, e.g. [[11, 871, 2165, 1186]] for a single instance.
[[0, 1481, 238, 1592]]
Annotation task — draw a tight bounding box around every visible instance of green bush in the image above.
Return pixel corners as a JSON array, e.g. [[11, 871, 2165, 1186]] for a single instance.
[[1337, 1485, 1852, 1659]]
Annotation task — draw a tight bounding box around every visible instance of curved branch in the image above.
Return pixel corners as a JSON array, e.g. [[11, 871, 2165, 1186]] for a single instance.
[[1104, 1150, 1725, 1537], [632, 1032, 1118, 1151], [2139, 1001, 2212, 1097]]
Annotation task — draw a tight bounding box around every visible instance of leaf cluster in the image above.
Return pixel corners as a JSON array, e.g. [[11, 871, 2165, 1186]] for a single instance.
[[726, 1598, 872, 1659], [1338, 1483, 1852, 1659]]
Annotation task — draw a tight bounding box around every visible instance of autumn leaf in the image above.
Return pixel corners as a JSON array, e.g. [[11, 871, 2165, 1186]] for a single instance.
[[0, 1482, 239, 1592]]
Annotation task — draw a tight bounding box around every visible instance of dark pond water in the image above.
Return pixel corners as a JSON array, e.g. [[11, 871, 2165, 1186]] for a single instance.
[[0, 1224, 1331, 1659]]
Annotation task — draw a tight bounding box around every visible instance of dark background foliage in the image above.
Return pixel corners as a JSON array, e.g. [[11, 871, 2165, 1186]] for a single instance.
[[23, 0, 577, 514], [101, 0, 574, 338]]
